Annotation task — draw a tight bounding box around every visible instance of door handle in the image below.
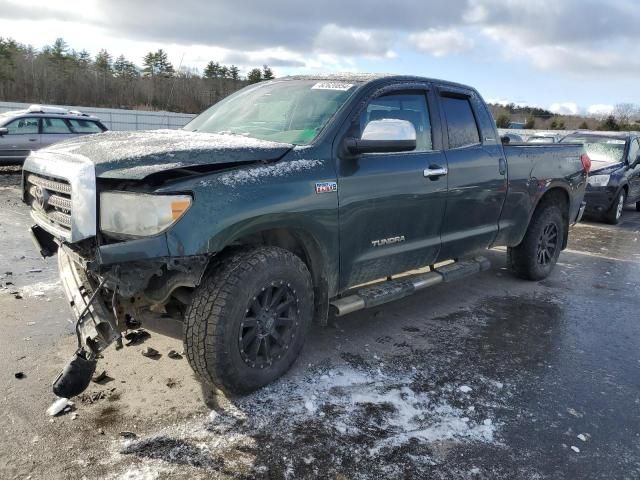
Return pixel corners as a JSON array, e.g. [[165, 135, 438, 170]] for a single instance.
[[28, 138, 38, 142], [424, 166, 448, 178], [498, 158, 507, 175]]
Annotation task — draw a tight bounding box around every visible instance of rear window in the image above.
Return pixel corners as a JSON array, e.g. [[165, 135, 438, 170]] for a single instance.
[[561, 135, 626, 166], [68, 119, 103, 133], [441, 96, 480, 149]]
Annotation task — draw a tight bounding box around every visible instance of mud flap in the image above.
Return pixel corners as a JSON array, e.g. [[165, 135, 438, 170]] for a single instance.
[[52, 349, 97, 398]]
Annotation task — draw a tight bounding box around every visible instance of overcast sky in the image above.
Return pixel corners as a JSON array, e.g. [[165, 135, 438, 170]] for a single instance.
[[1, 0, 638, 115]]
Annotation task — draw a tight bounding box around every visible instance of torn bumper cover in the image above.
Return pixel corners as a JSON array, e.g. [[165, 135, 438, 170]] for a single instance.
[[58, 247, 120, 354]]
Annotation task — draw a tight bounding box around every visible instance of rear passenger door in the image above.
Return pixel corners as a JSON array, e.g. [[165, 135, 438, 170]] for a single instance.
[[41, 117, 74, 148], [437, 88, 507, 260]]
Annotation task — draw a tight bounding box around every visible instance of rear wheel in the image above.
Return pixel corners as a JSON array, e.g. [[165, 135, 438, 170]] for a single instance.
[[183, 246, 313, 394], [604, 189, 626, 224], [508, 204, 565, 281]]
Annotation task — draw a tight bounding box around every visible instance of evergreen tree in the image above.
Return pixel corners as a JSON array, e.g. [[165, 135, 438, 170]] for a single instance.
[[262, 65, 274, 80], [598, 115, 620, 131], [113, 55, 139, 78], [219, 65, 229, 78], [95, 49, 113, 73], [247, 68, 262, 84], [143, 49, 174, 77], [204, 61, 220, 79], [229, 65, 240, 81], [579, 121, 589, 129], [524, 117, 535, 129]]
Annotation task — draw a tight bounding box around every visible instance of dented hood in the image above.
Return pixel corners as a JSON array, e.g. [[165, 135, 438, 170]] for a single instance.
[[38, 129, 293, 180]]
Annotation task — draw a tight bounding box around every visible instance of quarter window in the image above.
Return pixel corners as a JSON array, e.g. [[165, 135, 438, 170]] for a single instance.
[[5, 117, 39, 135], [441, 96, 481, 149], [68, 119, 103, 133], [42, 118, 72, 134], [360, 93, 433, 151]]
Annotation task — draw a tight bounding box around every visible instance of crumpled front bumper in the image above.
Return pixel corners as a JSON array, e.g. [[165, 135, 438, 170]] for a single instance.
[[58, 247, 120, 354]]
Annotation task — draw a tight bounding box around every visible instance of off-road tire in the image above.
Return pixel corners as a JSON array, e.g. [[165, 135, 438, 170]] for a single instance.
[[604, 189, 626, 225], [508, 204, 565, 281], [184, 246, 313, 394]]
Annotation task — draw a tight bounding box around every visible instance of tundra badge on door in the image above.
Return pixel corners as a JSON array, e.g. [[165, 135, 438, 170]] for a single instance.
[[371, 236, 406, 247]]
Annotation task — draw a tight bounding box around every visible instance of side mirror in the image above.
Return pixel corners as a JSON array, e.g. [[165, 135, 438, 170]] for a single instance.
[[501, 135, 511, 145], [0, 127, 8, 136], [345, 119, 416, 154]]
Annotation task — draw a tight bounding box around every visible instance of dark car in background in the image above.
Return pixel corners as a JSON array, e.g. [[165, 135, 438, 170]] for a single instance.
[[560, 131, 640, 224], [0, 105, 107, 165]]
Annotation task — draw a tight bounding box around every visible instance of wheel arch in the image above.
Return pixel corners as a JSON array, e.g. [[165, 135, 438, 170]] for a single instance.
[[214, 227, 332, 326], [530, 186, 571, 250]]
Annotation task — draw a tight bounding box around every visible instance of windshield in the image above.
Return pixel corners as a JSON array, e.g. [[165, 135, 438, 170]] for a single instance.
[[560, 135, 626, 167], [184, 80, 359, 145]]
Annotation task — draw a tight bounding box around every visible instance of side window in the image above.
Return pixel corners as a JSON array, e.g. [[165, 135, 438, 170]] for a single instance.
[[68, 119, 103, 133], [42, 118, 72, 134], [441, 95, 480, 149], [5, 117, 39, 135], [627, 139, 639, 163], [360, 93, 433, 151]]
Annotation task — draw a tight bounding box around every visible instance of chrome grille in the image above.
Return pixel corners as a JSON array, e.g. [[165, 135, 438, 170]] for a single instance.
[[25, 173, 72, 233]]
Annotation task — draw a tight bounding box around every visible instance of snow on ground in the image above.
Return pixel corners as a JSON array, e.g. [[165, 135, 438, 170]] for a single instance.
[[108, 359, 507, 479]]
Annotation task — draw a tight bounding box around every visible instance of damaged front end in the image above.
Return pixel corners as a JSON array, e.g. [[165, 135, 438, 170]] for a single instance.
[[54, 243, 209, 397], [40, 235, 209, 398]]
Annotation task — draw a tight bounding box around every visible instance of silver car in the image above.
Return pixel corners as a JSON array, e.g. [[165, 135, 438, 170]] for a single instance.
[[0, 105, 107, 165]]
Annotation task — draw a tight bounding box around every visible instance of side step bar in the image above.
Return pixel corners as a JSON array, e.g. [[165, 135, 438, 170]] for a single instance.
[[330, 256, 491, 317]]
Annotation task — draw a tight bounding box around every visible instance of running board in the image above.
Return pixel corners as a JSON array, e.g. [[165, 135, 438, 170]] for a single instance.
[[330, 256, 491, 317]]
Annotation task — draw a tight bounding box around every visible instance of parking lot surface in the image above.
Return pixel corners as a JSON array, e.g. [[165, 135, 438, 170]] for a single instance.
[[1, 166, 639, 479]]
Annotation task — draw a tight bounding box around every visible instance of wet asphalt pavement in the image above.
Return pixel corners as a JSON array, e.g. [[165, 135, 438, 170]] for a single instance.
[[1, 166, 639, 479]]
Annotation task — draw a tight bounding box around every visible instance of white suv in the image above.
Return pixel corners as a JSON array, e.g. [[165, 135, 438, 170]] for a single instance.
[[0, 105, 107, 165]]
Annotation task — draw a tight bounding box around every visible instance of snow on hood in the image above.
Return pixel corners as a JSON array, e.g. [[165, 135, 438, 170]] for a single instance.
[[37, 129, 293, 180]]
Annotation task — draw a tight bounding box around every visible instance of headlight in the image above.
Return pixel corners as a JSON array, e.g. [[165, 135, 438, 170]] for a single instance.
[[100, 192, 192, 237], [587, 174, 610, 187]]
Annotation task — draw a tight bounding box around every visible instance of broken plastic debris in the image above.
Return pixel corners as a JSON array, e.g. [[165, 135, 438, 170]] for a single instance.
[[577, 434, 587, 442], [46, 398, 74, 416], [124, 329, 150, 346], [141, 347, 160, 358], [92, 370, 108, 383], [459, 385, 473, 393], [570, 446, 580, 453], [167, 350, 182, 359]]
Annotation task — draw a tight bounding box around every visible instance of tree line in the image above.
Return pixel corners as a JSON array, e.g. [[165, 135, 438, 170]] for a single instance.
[[0, 37, 276, 113], [490, 102, 640, 131]]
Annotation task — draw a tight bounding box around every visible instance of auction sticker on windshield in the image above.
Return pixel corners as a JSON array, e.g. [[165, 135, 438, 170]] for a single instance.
[[311, 82, 354, 91]]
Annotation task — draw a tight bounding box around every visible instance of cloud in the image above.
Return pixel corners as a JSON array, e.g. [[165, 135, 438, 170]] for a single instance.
[[409, 29, 473, 57], [313, 24, 395, 58], [588, 104, 615, 117], [549, 102, 580, 115]]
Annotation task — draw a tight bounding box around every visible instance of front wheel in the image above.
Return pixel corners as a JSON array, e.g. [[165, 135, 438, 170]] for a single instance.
[[183, 246, 313, 394], [604, 189, 626, 224], [508, 204, 565, 281]]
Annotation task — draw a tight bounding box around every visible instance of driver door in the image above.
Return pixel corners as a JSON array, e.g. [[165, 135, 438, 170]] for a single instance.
[[336, 87, 448, 289]]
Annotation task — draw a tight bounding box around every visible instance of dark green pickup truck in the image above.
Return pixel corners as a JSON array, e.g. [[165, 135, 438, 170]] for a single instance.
[[22, 74, 589, 398]]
